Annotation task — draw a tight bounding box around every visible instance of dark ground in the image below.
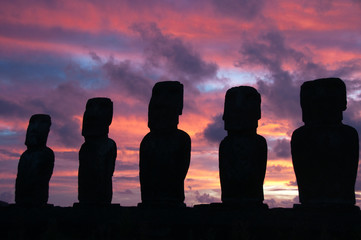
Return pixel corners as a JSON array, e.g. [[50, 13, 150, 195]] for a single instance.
[[1, 204, 361, 239]]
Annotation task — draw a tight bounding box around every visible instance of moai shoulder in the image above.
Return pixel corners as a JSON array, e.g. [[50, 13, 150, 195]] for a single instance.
[[78, 97, 117, 206], [15, 114, 54, 207], [139, 81, 191, 207], [219, 86, 267, 207], [291, 78, 359, 207]]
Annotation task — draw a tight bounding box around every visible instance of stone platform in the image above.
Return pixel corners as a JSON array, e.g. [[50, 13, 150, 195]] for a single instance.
[[1, 204, 360, 239]]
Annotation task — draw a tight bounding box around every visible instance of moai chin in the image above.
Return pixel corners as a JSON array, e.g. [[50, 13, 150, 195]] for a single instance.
[[15, 114, 54, 207], [139, 81, 191, 207], [78, 97, 117, 205], [219, 86, 267, 206], [291, 78, 359, 207]]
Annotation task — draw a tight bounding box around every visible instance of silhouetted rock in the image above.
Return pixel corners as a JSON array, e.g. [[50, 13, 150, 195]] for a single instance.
[[15, 114, 54, 207], [219, 86, 267, 206], [78, 98, 117, 205], [139, 81, 191, 207], [291, 78, 359, 207]]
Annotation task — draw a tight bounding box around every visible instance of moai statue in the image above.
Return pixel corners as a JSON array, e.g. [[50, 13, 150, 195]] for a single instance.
[[15, 114, 54, 207], [291, 78, 359, 207], [139, 81, 191, 207], [219, 86, 267, 206], [78, 98, 117, 205]]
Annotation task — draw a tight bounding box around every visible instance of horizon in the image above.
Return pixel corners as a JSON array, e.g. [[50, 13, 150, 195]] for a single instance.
[[1, 0, 361, 207]]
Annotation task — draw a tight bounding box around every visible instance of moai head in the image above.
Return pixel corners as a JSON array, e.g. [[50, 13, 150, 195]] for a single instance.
[[148, 81, 183, 131], [25, 114, 51, 149], [301, 78, 346, 125], [223, 86, 261, 131], [82, 97, 113, 137]]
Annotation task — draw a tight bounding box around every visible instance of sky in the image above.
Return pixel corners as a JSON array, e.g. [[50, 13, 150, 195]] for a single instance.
[[1, 0, 361, 207]]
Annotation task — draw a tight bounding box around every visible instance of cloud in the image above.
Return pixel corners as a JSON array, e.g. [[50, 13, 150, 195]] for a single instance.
[[264, 196, 299, 208], [203, 114, 225, 144], [264, 198, 277, 208], [299, 0, 336, 12], [343, 99, 361, 135], [237, 30, 303, 121], [0, 159, 18, 175], [236, 29, 361, 127], [267, 165, 285, 173], [195, 190, 217, 204], [0, 22, 129, 51], [0, 53, 69, 86], [354, 165, 361, 191], [0, 191, 13, 203], [103, 59, 153, 102], [0, 98, 31, 118], [1, 80, 88, 149], [131, 22, 218, 87], [118, 163, 139, 171], [118, 189, 133, 195], [0, 50, 101, 149], [89, 51, 102, 62], [113, 176, 139, 182], [356, 180, 361, 191], [287, 181, 297, 187], [211, 0, 265, 19], [0, 149, 20, 159], [55, 151, 78, 160], [38, 82, 88, 148], [273, 138, 291, 159], [0, 129, 24, 147]]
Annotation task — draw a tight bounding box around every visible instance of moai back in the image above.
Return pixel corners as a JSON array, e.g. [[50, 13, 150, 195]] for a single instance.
[[15, 114, 54, 207], [219, 86, 267, 206], [139, 81, 191, 207], [291, 78, 359, 206], [78, 97, 117, 205]]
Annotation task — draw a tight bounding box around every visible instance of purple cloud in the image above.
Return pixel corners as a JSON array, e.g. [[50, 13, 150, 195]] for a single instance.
[[268, 165, 285, 173], [103, 59, 153, 102], [131, 22, 218, 88], [0, 98, 31, 118], [113, 176, 139, 182], [117, 163, 139, 171], [203, 114, 225, 144], [0, 191, 13, 203], [195, 190, 217, 204], [118, 189, 133, 195], [273, 138, 291, 159], [237, 30, 303, 121], [210, 0, 265, 19], [237, 29, 361, 127], [0, 149, 20, 159]]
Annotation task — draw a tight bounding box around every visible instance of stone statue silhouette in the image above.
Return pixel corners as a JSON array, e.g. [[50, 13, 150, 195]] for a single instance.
[[15, 114, 54, 207], [291, 78, 359, 207], [219, 86, 267, 206], [78, 98, 117, 205], [139, 81, 191, 207]]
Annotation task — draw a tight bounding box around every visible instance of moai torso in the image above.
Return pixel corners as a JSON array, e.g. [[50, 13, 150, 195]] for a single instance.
[[78, 98, 117, 205], [291, 78, 359, 206], [15, 114, 54, 206], [219, 86, 267, 205], [139, 81, 191, 207]]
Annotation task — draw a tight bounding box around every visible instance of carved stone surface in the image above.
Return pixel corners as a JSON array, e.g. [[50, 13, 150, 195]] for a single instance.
[[291, 78, 359, 206], [139, 81, 191, 207], [219, 86, 267, 205], [78, 98, 117, 205], [15, 114, 54, 206]]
